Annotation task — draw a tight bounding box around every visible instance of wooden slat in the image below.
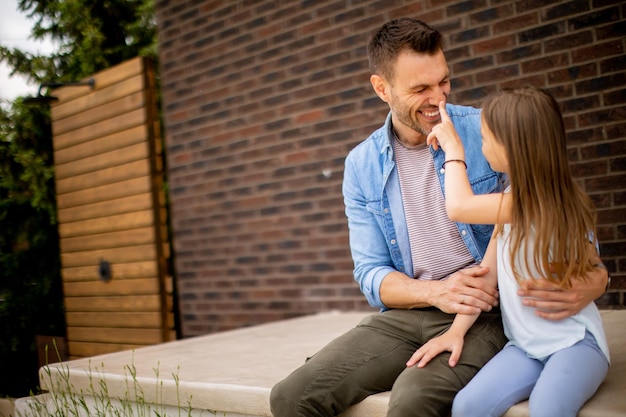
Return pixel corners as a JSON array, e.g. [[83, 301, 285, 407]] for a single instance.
[[162, 241, 171, 259], [61, 244, 158, 268], [165, 293, 174, 311], [55, 142, 149, 180], [61, 226, 155, 253], [56, 176, 152, 209], [167, 329, 176, 341], [164, 276, 174, 293], [53, 89, 145, 136], [65, 311, 162, 328], [52, 75, 144, 125], [63, 277, 160, 297], [64, 295, 161, 312], [53, 108, 146, 150], [68, 341, 142, 358], [52, 57, 143, 103], [56, 159, 150, 194], [67, 327, 162, 344], [159, 224, 170, 243], [57, 193, 153, 223], [166, 311, 175, 329], [61, 261, 158, 282], [54, 125, 147, 165], [59, 210, 154, 238]]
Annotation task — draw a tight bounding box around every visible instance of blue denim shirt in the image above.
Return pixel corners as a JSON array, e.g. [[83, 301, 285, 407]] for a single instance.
[[342, 104, 506, 309]]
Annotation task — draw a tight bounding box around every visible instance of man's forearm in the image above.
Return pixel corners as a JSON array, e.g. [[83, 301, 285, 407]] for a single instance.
[[379, 271, 432, 309], [379, 266, 499, 314], [591, 263, 610, 299]]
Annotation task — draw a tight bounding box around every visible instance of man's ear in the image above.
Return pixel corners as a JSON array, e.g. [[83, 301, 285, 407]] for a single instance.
[[370, 74, 390, 103]]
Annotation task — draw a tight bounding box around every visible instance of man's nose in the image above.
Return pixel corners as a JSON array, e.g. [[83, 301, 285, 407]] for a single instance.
[[429, 88, 447, 106]]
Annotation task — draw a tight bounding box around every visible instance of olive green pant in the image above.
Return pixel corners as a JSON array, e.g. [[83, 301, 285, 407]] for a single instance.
[[270, 308, 506, 417]]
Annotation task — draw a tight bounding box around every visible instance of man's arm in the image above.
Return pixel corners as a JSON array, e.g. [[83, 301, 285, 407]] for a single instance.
[[379, 265, 498, 314], [518, 263, 608, 320], [342, 122, 498, 313]]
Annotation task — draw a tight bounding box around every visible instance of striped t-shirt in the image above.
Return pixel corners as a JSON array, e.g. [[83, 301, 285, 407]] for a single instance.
[[393, 137, 476, 280]]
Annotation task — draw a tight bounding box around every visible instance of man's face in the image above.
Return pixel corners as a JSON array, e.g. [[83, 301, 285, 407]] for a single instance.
[[376, 49, 451, 146]]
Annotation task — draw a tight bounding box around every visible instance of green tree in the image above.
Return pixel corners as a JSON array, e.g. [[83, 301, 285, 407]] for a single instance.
[[1, 0, 157, 86], [0, 0, 157, 398], [0, 101, 62, 398]]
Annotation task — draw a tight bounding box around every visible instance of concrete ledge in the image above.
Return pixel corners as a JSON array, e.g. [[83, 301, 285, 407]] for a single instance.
[[0, 398, 14, 417], [17, 310, 626, 417]]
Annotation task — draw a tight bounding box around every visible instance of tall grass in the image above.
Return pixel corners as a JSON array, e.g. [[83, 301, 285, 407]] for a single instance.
[[8, 342, 215, 417]]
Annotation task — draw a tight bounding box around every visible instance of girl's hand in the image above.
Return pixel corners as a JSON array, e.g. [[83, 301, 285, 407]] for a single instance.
[[427, 101, 465, 158], [406, 330, 465, 368]]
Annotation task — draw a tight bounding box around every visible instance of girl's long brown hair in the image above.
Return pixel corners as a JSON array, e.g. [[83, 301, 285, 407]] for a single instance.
[[482, 87, 597, 288]]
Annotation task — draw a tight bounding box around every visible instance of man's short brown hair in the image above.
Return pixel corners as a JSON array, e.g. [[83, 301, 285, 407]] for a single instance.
[[367, 18, 443, 82]]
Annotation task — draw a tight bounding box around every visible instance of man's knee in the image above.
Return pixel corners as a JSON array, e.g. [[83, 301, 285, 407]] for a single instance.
[[387, 362, 460, 417], [270, 369, 331, 417], [270, 378, 300, 417], [388, 385, 452, 417]]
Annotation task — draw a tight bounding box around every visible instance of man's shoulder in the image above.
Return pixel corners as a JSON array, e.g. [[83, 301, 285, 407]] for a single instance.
[[446, 103, 481, 118], [446, 103, 482, 137], [347, 123, 388, 158]]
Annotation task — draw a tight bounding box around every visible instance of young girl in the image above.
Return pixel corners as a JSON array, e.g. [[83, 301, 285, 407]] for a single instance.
[[407, 86, 610, 417]]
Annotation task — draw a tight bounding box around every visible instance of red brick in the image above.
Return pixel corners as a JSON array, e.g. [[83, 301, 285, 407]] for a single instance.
[[521, 52, 569, 74], [472, 34, 516, 54], [493, 12, 539, 34], [572, 40, 625, 64]]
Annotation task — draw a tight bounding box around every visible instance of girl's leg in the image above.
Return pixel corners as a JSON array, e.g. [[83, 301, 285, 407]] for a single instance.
[[529, 332, 609, 417], [452, 345, 542, 417]]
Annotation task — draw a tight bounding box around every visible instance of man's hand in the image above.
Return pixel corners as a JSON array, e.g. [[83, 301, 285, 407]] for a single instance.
[[406, 330, 464, 368], [429, 265, 499, 315], [518, 264, 608, 320]]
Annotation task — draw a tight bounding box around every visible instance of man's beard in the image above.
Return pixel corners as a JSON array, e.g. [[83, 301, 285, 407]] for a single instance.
[[389, 92, 439, 136], [398, 112, 431, 136]]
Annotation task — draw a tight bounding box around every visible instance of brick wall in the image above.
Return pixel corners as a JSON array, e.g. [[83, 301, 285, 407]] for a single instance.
[[155, 0, 626, 337]]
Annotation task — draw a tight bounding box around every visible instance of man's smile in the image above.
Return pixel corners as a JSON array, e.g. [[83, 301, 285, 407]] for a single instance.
[[420, 108, 440, 119]]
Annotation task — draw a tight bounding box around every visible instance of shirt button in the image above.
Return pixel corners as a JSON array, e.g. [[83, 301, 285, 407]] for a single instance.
[[384, 208, 389, 213], [440, 168, 445, 174], [390, 239, 396, 245], [461, 230, 467, 236]]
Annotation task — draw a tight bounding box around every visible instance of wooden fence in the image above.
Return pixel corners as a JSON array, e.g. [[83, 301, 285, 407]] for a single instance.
[[50, 57, 174, 359]]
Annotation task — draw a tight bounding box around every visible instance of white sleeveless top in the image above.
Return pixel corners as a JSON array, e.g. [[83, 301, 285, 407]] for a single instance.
[[497, 223, 610, 362]]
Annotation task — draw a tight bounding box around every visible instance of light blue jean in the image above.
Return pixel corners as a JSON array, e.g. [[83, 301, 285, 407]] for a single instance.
[[452, 331, 608, 417]]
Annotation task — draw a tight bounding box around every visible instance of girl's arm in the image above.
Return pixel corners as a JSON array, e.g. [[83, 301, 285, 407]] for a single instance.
[[428, 103, 607, 323], [406, 236, 499, 368], [427, 101, 511, 225]]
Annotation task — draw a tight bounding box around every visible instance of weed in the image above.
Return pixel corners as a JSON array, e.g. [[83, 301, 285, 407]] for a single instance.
[[9, 342, 211, 417]]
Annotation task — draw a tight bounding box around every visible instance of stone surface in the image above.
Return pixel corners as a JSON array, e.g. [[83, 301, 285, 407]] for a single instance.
[[19, 310, 626, 417]]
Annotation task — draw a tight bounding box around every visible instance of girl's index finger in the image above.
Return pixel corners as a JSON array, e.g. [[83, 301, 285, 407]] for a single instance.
[[439, 100, 450, 123]]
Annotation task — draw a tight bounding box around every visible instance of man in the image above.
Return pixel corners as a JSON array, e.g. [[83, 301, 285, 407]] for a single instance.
[[270, 18, 608, 417]]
